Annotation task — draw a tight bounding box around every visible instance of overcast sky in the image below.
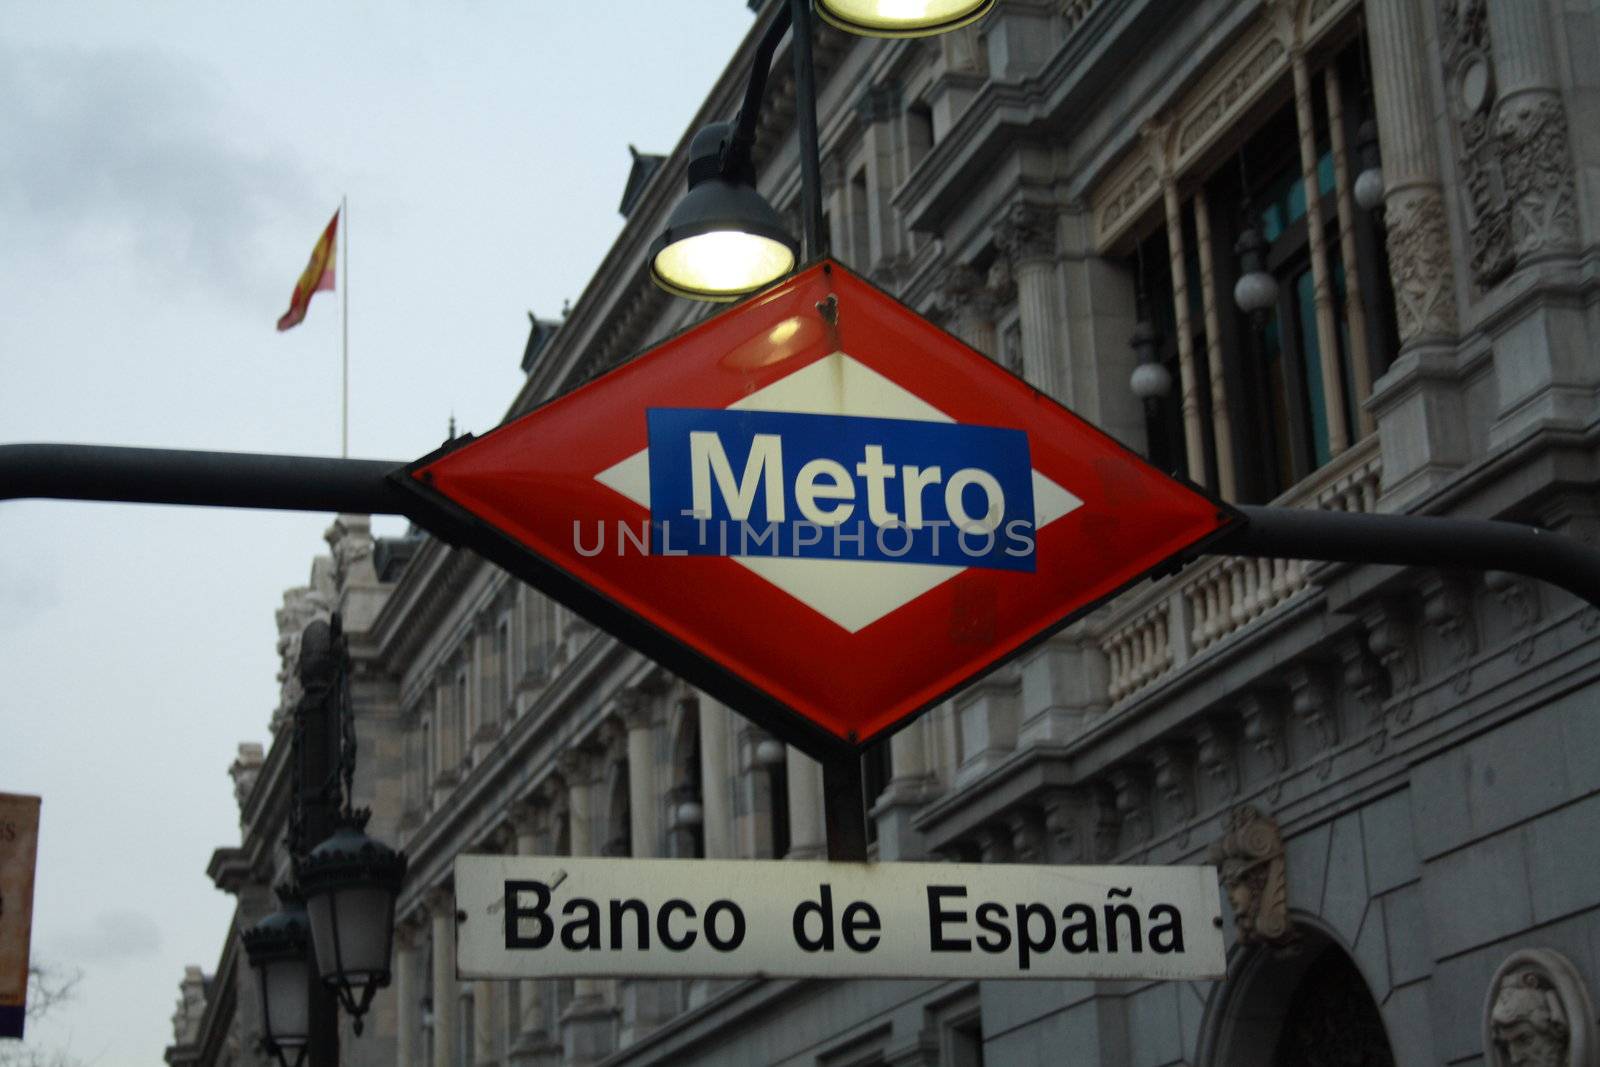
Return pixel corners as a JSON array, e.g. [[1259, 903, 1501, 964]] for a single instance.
[[0, 4, 754, 1062]]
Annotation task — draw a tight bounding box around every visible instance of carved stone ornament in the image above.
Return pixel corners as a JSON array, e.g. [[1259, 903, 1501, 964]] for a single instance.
[[1384, 189, 1460, 343], [325, 513, 375, 588], [273, 582, 332, 729], [1041, 786, 1120, 863], [1440, 0, 1515, 290], [994, 201, 1058, 265], [1194, 718, 1241, 798], [1208, 805, 1296, 947], [1497, 95, 1580, 260], [1483, 948, 1599, 1067]]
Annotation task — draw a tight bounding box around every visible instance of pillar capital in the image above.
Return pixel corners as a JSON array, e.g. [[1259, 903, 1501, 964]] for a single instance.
[[994, 200, 1057, 264], [614, 685, 654, 731], [556, 745, 600, 786]]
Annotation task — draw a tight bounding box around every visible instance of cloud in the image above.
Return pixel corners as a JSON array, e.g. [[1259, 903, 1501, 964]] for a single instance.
[[0, 42, 315, 303], [53, 908, 164, 963]]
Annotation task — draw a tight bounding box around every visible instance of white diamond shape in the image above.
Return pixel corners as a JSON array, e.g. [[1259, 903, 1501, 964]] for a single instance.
[[595, 352, 1083, 633]]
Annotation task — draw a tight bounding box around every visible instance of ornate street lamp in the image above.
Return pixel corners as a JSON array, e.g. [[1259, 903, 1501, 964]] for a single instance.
[[650, 122, 798, 301], [653, 0, 991, 303], [300, 815, 407, 1032], [1353, 119, 1384, 212], [815, 0, 995, 38], [241, 895, 314, 1067], [1128, 243, 1171, 405], [1233, 225, 1279, 328], [242, 615, 408, 1064]]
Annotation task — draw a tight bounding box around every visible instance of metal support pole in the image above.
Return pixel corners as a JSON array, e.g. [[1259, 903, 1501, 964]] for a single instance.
[[789, 0, 828, 261], [1226, 505, 1600, 609], [821, 751, 869, 862], [0, 443, 405, 515], [296, 619, 347, 1066]]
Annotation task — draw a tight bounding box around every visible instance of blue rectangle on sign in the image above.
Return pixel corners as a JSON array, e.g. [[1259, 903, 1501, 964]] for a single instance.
[[646, 408, 1036, 571]]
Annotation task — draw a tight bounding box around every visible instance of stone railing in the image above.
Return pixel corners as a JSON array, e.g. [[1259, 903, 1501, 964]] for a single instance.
[[1098, 439, 1384, 705]]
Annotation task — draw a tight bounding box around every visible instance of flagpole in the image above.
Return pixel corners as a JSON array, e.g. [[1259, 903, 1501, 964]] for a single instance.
[[340, 195, 349, 459]]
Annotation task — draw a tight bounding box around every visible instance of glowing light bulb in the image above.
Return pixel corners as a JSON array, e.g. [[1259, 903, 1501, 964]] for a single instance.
[[653, 230, 795, 300]]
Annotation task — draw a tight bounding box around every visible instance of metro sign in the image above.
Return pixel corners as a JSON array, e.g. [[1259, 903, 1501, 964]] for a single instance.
[[399, 261, 1235, 757]]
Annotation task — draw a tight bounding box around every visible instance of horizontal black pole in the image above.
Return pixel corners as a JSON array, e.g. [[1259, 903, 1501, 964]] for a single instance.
[[1228, 504, 1600, 609], [0, 443, 410, 516], [5, 444, 1600, 610]]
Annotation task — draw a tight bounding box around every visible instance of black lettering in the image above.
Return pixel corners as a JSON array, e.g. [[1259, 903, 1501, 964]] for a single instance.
[[1061, 904, 1098, 953], [560, 897, 601, 951], [1016, 903, 1055, 971], [704, 900, 746, 952], [658, 898, 697, 951], [927, 886, 970, 952], [1147, 904, 1185, 954], [504, 880, 553, 950], [1104, 903, 1142, 953], [975, 902, 1011, 954], [841, 901, 881, 953], [793, 885, 836, 952], [609, 898, 650, 950]]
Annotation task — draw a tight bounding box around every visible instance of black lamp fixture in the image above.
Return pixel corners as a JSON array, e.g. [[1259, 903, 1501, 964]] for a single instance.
[[1128, 240, 1171, 404], [653, 0, 994, 303], [300, 815, 407, 1033], [650, 122, 799, 302], [814, 0, 995, 37], [1352, 18, 1384, 213], [240, 893, 314, 1067], [243, 615, 408, 1066], [1353, 119, 1384, 212]]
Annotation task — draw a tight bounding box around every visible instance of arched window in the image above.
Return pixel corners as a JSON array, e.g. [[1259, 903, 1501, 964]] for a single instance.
[[1203, 929, 1394, 1067]]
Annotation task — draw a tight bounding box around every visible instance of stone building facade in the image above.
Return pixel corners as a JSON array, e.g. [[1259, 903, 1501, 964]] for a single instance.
[[170, 0, 1600, 1064]]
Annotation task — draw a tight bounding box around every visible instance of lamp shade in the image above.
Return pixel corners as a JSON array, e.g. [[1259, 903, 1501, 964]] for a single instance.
[[241, 901, 313, 1067], [1232, 225, 1279, 316], [651, 124, 798, 302], [816, 0, 996, 37], [299, 819, 407, 1034]]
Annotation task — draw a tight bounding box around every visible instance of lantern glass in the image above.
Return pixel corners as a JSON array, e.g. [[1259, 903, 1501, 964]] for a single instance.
[[1130, 361, 1173, 401], [1353, 167, 1385, 211], [307, 884, 396, 984], [1233, 271, 1279, 315], [653, 231, 795, 301], [816, 0, 995, 37], [258, 955, 312, 1053]]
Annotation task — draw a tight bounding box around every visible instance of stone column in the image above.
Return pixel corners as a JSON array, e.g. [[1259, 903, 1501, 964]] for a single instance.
[[1362, 0, 1472, 508], [395, 923, 420, 1067], [557, 748, 614, 1065], [935, 263, 999, 357], [618, 688, 672, 1044], [620, 690, 659, 859], [875, 720, 933, 861], [1289, 40, 1350, 457], [1364, 0, 1457, 347], [1487, 0, 1579, 260], [429, 889, 458, 1067], [1191, 188, 1237, 498], [509, 800, 553, 1061], [856, 82, 907, 277], [995, 201, 1066, 402], [785, 745, 826, 859], [697, 694, 734, 859], [1143, 117, 1208, 487], [1323, 65, 1376, 439]]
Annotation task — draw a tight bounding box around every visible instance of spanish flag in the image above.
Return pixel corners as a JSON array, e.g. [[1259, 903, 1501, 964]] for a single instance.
[[277, 208, 339, 331]]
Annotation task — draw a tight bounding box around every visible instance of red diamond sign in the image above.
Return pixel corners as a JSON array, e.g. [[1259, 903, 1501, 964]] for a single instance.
[[399, 261, 1235, 757]]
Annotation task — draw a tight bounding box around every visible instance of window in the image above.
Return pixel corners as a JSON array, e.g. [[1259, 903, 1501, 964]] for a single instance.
[[1134, 30, 1396, 504], [495, 615, 512, 715]]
